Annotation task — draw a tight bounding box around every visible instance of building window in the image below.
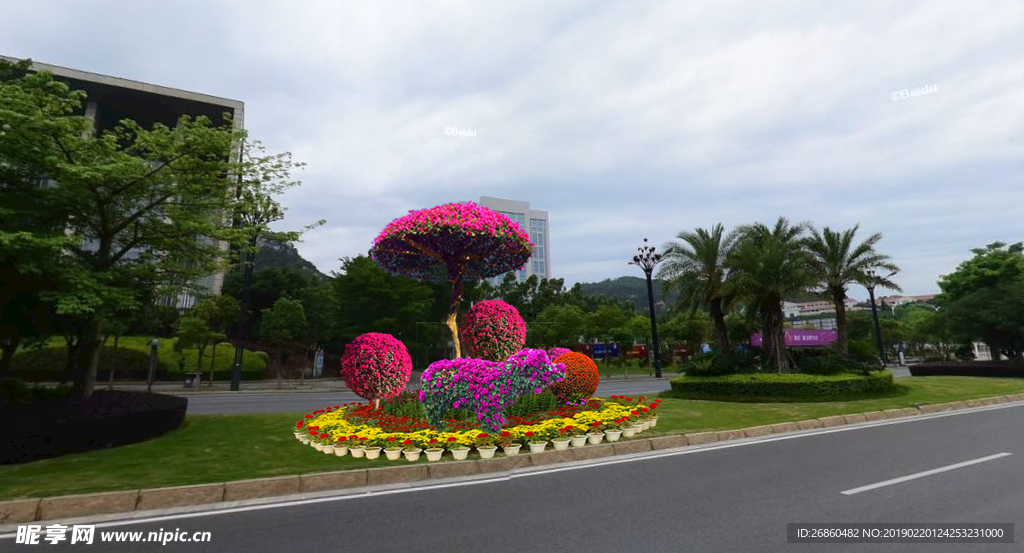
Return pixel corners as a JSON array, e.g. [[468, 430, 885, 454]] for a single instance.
[[532, 260, 546, 275], [534, 245, 545, 259], [530, 218, 545, 231]]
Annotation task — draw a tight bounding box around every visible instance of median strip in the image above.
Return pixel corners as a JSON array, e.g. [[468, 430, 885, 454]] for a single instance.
[[2, 393, 1023, 527]]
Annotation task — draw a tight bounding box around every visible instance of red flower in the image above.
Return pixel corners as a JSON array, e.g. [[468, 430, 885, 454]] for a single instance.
[[304, 414, 313, 419], [641, 407, 649, 412], [477, 433, 489, 438], [626, 397, 632, 402], [387, 436, 397, 442], [430, 438, 439, 444], [349, 435, 358, 440], [402, 439, 413, 445], [639, 396, 646, 400], [319, 433, 329, 439], [309, 430, 318, 435], [334, 405, 340, 409], [358, 437, 367, 441], [632, 410, 639, 415], [525, 431, 534, 437], [447, 437, 458, 442], [591, 421, 601, 426], [295, 422, 303, 428], [500, 431, 510, 437]]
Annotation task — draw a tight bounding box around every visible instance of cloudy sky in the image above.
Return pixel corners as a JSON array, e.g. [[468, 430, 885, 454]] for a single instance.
[[4, 1, 1022, 299]]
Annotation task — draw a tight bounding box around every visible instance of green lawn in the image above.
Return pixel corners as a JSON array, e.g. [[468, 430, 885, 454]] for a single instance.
[[2, 376, 1023, 500]]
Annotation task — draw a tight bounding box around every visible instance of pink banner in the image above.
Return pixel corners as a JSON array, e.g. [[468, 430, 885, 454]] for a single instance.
[[750, 330, 837, 347]]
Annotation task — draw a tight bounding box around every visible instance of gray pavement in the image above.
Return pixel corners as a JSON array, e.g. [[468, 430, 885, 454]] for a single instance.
[[181, 379, 675, 414], [7, 402, 1023, 552]]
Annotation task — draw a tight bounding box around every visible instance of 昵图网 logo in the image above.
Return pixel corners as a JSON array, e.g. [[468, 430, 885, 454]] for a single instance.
[[891, 84, 938, 102]]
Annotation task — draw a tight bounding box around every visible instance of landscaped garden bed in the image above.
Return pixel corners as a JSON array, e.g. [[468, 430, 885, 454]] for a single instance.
[[294, 394, 660, 462], [910, 361, 1024, 378]]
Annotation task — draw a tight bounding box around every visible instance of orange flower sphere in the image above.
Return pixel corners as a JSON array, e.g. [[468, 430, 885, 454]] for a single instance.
[[549, 352, 599, 403]]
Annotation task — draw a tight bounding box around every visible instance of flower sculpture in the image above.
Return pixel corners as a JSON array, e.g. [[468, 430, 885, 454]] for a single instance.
[[370, 202, 532, 358], [460, 300, 527, 362], [419, 348, 566, 432], [340, 333, 413, 408], [549, 352, 600, 404]]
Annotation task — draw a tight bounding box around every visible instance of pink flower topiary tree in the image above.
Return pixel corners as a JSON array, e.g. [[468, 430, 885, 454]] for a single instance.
[[370, 202, 532, 358], [340, 332, 413, 409], [460, 300, 527, 362]]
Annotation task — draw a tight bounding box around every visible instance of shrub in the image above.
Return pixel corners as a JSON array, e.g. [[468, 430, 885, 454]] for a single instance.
[[419, 348, 565, 432], [340, 333, 413, 402], [503, 390, 561, 417], [685, 351, 763, 376], [909, 361, 1024, 378], [459, 300, 527, 362], [549, 352, 599, 404], [668, 371, 897, 402], [8, 347, 173, 381]]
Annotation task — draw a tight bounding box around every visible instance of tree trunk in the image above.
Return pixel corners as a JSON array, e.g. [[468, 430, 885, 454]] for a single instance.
[[276, 347, 283, 389], [832, 291, 849, 357], [196, 345, 205, 375], [209, 344, 217, 386], [0, 334, 19, 380], [771, 307, 790, 373], [108, 334, 120, 389], [447, 274, 464, 358], [70, 318, 104, 400], [709, 299, 730, 352], [760, 317, 773, 371], [61, 334, 81, 385]]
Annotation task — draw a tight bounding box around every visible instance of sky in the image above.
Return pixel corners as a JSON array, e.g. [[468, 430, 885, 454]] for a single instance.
[[3, 0, 1022, 300]]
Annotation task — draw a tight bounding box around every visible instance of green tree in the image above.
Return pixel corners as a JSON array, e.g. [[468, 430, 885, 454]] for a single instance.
[[0, 58, 320, 399], [658, 224, 738, 353], [945, 281, 1024, 360], [298, 280, 340, 379], [804, 224, 900, 357], [175, 316, 226, 377], [533, 305, 587, 348], [260, 296, 307, 387], [938, 242, 1024, 303], [332, 255, 435, 347], [727, 218, 812, 372], [587, 305, 629, 365]]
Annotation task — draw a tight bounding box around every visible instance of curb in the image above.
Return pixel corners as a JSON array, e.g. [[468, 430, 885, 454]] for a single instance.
[[3, 393, 1023, 525]]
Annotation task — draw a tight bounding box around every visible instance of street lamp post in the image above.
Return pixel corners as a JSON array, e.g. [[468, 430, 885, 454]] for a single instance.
[[629, 238, 664, 379], [865, 270, 897, 366], [230, 233, 258, 391]]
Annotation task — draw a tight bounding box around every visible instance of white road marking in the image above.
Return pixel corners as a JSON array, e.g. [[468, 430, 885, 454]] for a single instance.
[[2, 400, 1022, 536], [840, 452, 1012, 496]]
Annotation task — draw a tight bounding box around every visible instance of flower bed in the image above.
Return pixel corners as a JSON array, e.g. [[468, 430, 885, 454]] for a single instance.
[[293, 395, 661, 461]]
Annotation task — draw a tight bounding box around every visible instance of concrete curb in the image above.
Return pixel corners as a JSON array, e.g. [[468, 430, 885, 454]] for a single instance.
[[3, 394, 1023, 525]]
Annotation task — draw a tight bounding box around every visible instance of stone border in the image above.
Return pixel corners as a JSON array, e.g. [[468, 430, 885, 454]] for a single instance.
[[3, 393, 1022, 525]]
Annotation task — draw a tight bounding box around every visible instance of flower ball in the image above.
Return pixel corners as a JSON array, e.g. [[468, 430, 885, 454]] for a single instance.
[[459, 300, 527, 362], [340, 332, 412, 401], [549, 352, 599, 403]]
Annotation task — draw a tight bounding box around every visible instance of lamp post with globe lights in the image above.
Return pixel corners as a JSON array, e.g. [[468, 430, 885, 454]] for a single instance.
[[629, 238, 664, 378]]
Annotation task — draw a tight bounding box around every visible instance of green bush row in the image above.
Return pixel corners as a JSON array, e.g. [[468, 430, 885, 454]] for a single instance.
[[668, 371, 898, 402], [8, 345, 266, 382]]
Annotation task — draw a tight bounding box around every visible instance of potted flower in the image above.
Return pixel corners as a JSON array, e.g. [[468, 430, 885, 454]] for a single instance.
[[383, 436, 404, 460], [603, 419, 624, 442], [475, 433, 497, 459], [565, 425, 588, 448], [349, 436, 367, 458], [496, 431, 521, 456], [649, 401, 661, 427], [363, 436, 383, 460], [524, 430, 548, 454], [424, 438, 445, 462], [551, 427, 572, 451], [587, 421, 605, 444], [333, 436, 349, 457], [639, 407, 653, 430], [402, 439, 423, 462], [294, 421, 306, 441], [628, 410, 644, 434], [621, 421, 638, 438], [446, 436, 471, 461], [308, 429, 321, 450]]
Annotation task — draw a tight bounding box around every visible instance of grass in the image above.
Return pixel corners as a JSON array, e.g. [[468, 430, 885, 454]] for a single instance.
[[3, 376, 1024, 500]]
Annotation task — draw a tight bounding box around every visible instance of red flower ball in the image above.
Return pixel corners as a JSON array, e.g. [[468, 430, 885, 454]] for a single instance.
[[549, 352, 599, 403]]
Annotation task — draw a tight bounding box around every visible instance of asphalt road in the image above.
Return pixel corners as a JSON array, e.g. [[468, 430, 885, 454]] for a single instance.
[[7, 401, 1022, 552], [181, 379, 674, 415]]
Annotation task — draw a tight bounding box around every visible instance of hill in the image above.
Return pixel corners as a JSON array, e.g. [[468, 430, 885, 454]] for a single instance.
[[578, 276, 679, 313], [253, 238, 325, 277]]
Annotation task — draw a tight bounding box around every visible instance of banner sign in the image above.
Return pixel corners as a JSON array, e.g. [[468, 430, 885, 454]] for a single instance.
[[750, 330, 838, 347]]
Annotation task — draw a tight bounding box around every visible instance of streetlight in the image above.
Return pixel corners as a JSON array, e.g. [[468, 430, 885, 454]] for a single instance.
[[629, 238, 664, 378], [865, 269, 897, 366], [230, 190, 283, 391]]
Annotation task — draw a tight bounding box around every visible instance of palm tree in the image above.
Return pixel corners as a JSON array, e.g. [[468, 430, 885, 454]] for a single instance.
[[727, 217, 813, 372], [804, 225, 900, 357], [657, 224, 739, 353]]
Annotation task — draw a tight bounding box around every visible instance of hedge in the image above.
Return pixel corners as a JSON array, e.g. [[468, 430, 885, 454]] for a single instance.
[[910, 361, 1024, 378], [668, 371, 897, 402], [9, 342, 267, 382], [1, 391, 188, 464]]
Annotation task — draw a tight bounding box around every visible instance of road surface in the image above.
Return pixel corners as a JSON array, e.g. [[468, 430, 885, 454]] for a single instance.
[[5, 401, 1021, 552], [181, 379, 674, 414]]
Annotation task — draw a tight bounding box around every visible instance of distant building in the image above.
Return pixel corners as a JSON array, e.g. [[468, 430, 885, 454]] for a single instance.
[[475, 196, 552, 285], [878, 294, 938, 306], [783, 298, 858, 319], [8, 57, 245, 312]]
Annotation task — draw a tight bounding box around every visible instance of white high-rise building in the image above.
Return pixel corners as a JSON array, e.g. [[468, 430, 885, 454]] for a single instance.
[[475, 196, 551, 285]]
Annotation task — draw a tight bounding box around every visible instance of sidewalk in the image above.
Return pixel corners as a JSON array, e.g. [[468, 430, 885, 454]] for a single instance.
[[105, 379, 357, 395]]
